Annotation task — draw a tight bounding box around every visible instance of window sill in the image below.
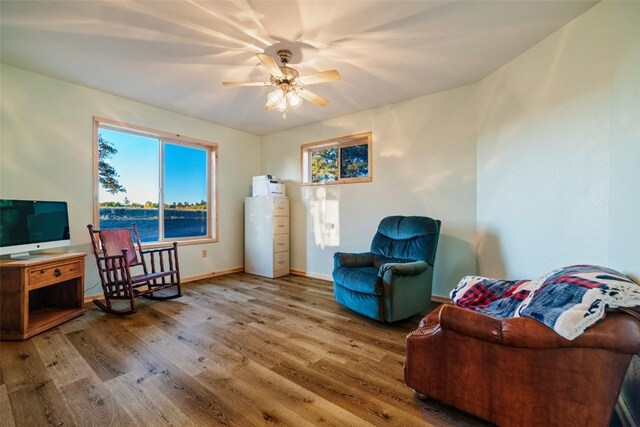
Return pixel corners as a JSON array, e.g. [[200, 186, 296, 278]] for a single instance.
[[140, 238, 218, 249], [301, 177, 372, 186]]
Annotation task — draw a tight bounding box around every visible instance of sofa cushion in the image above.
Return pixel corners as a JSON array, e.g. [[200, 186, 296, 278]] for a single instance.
[[333, 266, 381, 295]]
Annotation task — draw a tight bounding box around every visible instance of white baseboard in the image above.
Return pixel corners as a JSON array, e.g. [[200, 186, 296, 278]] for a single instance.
[[84, 266, 244, 304]]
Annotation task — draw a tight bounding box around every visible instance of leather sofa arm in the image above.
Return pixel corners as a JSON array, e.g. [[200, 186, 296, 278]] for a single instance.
[[419, 305, 442, 329], [438, 303, 640, 354], [406, 305, 443, 339], [379, 261, 429, 276], [333, 252, 374, 268], [438, 304, 503, 343]]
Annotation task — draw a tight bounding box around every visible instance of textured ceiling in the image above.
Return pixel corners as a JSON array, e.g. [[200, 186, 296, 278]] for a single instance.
[[0, 1, 598, 135]]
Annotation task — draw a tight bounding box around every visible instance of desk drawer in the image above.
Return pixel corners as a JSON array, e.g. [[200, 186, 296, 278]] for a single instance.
[[29, 261, 83, 289]]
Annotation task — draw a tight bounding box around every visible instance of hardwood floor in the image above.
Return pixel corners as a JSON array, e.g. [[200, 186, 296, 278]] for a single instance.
[[0, 273, 489, 426]]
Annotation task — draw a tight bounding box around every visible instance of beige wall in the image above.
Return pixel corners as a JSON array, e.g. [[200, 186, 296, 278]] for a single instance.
[[609, 1, 640, 282], [260, 1, 639, 298], [476, 2, 611, 278], [603, 3, 640, 422], [262, 85, 478, 297], [476, 1, 640, 281], [0, 64, 262, 295], [1, 1, 637, 305]]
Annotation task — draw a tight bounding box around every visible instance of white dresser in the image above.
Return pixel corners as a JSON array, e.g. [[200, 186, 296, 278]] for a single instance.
[[244, 197, 290, 278]]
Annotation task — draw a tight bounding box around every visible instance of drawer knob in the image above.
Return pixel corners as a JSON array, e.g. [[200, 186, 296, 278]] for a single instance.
[[54, 268, 62, 277]]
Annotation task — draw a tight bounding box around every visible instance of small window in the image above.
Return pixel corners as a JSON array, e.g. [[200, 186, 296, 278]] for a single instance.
[[94, 117, 217, 244], [301, 132, 372, 185]]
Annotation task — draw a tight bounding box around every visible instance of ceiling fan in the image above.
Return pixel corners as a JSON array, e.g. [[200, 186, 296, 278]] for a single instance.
[[222, 49, 341, 118]]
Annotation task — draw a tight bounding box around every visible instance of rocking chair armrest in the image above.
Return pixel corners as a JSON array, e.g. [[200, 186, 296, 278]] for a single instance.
[[98, 253, 128, 261], [140, 242, 179, 255]]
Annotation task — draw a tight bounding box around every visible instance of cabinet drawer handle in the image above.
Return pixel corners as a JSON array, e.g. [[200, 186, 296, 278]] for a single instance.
[[54, 268, 62, 277]]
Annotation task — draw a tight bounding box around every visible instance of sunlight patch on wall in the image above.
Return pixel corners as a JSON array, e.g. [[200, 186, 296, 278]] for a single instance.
[[305, 187, 340, 248]]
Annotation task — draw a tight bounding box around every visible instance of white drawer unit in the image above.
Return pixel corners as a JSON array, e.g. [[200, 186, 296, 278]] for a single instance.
[[273, 216, 289, 235], [244, 196, 290, 278], [273, 252, 289, 271], [273, 233, 289, 253], [274, 198, 289, 215]]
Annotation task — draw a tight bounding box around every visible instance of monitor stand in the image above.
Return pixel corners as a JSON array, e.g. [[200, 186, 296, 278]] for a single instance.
[[9, 252, 33, 260]]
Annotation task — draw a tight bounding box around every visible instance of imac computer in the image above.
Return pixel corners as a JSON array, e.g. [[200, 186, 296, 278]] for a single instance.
[[0, 199, 70, 259]]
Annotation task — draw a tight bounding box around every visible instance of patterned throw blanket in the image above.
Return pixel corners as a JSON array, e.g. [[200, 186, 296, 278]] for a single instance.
[[450, 265, 640, 340]]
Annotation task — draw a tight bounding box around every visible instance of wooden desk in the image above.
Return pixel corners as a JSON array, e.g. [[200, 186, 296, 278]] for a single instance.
[[0, 252, 86, 340]]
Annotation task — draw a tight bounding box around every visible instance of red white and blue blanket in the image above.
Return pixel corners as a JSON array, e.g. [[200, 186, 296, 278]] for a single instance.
[[450, 265, 640, 340]]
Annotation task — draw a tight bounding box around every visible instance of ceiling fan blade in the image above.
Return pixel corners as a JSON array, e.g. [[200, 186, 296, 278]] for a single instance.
[[256, 53, 284, 78], [298, 88, 329, 107], [222, 81, 271, 87], [298, 70, 341, 86]]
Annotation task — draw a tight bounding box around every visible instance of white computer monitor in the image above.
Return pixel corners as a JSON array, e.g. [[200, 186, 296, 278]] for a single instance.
[[0, 199, 71, 259]]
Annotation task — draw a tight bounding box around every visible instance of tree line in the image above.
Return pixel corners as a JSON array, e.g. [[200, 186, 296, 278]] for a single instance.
[[100, 199, 207, 210], [311, 144, 368, 182]]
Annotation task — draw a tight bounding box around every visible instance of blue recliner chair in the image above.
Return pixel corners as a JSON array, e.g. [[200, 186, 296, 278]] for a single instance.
[[333, 216, 441, 322]]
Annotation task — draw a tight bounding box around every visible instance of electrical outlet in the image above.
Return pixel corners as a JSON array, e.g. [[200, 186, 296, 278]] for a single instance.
[[201, 249, 207, 258]]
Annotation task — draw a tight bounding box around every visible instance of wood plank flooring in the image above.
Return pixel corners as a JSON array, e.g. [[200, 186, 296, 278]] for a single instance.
[[0, 273, 489, 426]]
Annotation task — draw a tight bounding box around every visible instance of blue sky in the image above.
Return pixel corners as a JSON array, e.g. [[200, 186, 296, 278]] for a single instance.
[[99, 128, 208, 205]]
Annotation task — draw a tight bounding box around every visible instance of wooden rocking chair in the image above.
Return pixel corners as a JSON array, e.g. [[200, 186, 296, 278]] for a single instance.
[[88, 224, 182, 315]]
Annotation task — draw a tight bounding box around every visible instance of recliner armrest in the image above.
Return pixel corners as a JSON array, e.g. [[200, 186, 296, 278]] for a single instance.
[[334, 252, 374, 268], [379, 261, 429, 276]]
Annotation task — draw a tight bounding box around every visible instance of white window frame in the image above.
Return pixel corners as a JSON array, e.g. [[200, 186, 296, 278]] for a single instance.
[[93, 117, 218, 246], [301, 131, 373, 185]]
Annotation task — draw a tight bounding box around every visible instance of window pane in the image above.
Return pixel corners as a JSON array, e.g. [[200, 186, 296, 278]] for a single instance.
[[98, 128, 159, 242], [311, 147, 338, 183], [164, 143, 208, 239], [340, 144, 369, 179]]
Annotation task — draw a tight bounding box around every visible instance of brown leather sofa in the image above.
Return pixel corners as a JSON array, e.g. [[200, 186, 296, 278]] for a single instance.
[[405, 304, 640, 427]]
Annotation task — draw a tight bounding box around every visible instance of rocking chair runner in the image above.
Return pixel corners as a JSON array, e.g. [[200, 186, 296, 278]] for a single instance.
[[88, 224, 182, 315]]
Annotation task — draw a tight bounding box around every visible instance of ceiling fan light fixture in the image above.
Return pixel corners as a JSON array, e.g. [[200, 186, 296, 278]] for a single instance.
[[286, 90, 303, 109], [276, 96, 288, 112], [267, 88, 284, 106], [225, 49, 340, 119], [265, 86, 303, 118]]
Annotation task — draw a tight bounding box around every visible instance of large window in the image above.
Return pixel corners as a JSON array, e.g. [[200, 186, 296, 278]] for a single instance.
[[301, 132, 372, 185], [94, 118, 217, 244]]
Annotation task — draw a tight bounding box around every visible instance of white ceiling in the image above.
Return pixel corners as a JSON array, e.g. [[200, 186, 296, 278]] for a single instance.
[[1, 1, 597, 136]]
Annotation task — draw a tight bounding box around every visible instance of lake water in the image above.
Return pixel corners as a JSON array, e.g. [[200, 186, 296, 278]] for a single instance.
[[99, 208, 207, 242]]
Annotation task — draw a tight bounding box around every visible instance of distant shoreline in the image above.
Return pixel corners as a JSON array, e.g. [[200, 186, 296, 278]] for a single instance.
[[99, 206, 206, 211]]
